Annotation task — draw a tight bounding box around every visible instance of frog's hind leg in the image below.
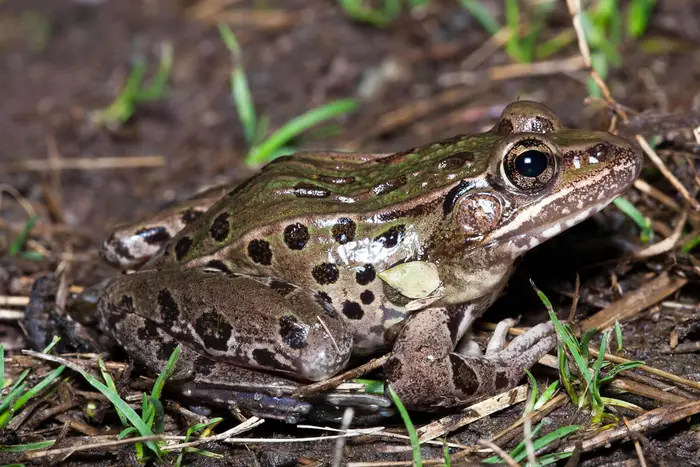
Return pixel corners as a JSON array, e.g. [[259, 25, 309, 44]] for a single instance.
[[97, 268, 354, 384], [384, 306, 556, 410]]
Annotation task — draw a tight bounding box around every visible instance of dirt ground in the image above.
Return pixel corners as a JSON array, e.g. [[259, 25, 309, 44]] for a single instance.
[[0, 0, 699, 465]]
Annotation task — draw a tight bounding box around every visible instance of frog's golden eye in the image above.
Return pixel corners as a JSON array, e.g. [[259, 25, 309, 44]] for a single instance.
[[503, 140, 556, 192]]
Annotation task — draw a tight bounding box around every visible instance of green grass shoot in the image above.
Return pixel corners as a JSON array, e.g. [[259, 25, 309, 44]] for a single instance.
[[175, 418, 224, 466], [338, 0, 429, 27], [530, 280, 645, 424], [91, 41, 173, 127], [0, 338, 66, 430], [613, 197, 652, 243], [387, 385, 422, 467], [8, 216, 43, 261], [217, 24, 359, 167], [483, 421, 580, 464]]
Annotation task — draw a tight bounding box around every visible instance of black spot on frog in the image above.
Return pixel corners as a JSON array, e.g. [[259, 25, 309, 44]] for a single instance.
[[175, 236, 193, 261], [279, 315, 308, 349], [157, 289, 180, 324], [312, 263, 339, 285], [181, 208, 204, 224], [209, 212, 231, 242], [360, 290, 374, 305], [194, 311, 233, 352], [374, 225, 405, 248], [283, 223, 309, 250], [135, 226, 171, 245], [331, 218, 356, 245], [342, 301, 364, 320], [248, 239, 273, 265], [355, 264, 376, 285]]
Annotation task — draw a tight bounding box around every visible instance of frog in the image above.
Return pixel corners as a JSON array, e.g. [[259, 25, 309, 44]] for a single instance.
[[97, 101, 642, 416]]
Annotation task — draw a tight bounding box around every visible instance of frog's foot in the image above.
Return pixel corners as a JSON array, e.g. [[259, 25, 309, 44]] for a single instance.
[[384, 307, 556, 410]]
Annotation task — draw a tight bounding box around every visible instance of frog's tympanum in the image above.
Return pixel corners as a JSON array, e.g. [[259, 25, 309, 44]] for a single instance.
[[98, 101, 642, 416]]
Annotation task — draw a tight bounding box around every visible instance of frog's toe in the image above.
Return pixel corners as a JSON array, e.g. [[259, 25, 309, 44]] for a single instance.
[[499, 321, 556, 360], [484, 318, 518, 356]]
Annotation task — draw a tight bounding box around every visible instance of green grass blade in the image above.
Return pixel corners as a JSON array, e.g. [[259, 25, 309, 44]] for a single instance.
[[11, 365, 65, 414], [627, 0, 655, 38], [535, 29, 576, 60], [613, 197, 652, 243], [9, 216, 39, 256], [599, 396, 644, 412], [218, 24, 258, 145], [98, 57, 146, 124], [484, 421, 545, 463], [532, 451, 574, 466], [614, 320, 623, 352], [504, 0, 525, 62], [531, 280, 592, 385], [534, 381, 559, 411], [0, 346, 4, 398], [511, 425, 581, 463], [69, 363, 160, 455], [443, 440, 451, 467], [524, 369, 538, 413], [387, 385, 422, 467], [99, 358, 128, 427], [230, 69, 257, 144], [246, 99, 359, 165], [136, 42, 173, 101], [681, 234, 700, 253], [458, 0, 501, 35], [151, 345, 180, 400], [176, 417, 223, 466], [338, 0, 402, 28], [0, 440, 56, 452], [354, 378, 385, 395]]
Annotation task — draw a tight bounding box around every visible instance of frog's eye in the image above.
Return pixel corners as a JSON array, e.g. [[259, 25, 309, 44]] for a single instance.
[[503, 140, 556, 191]]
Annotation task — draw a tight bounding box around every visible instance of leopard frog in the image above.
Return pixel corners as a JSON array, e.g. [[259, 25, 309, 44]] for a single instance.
[[98, 101, 642, 413]]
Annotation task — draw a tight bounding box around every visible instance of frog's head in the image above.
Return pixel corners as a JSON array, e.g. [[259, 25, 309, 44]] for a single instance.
[[448, 100, 642, 258]]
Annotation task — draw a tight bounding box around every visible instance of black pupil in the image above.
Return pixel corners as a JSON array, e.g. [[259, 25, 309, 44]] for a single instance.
[[514, 150, 548, 177]]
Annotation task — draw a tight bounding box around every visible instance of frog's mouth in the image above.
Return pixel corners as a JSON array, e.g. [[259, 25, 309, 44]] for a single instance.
[[512, 197, 615, 253]]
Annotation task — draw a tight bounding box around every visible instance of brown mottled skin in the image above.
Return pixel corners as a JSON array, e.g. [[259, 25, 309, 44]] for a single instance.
[[98, 101, 642, 412]]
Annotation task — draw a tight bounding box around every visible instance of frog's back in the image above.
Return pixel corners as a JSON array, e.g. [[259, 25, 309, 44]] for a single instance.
[[148, 135, 494, 273]]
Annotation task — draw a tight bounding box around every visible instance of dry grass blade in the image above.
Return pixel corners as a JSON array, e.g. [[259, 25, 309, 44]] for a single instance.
[[161, 416, 264, 452], [0, 296, 30, 307], [478, 439, 520, 466], [621, 109, 700, 136], [438, 55, 586, 87], [635, 135, 699, 210], [193, 8, 306, 30], [23, 435, 171, 460], [417, 385, 528, 442], [588, 349, 700, 393], [635, 210, 689, 258], [634, 179, 682, 212], [561, 399, 700, 454], [0, 309, 25, 320], [294, 354, 389, 397], [623, 417, 649, 467], [608, 378, 688, 406], [4, 156, 166, 173], [578, 272, 688, 332]]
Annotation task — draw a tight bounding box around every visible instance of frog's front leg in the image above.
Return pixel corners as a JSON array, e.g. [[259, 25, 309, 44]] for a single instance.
[[384, 305, 556, 410], [97, 268, 353, 383]]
